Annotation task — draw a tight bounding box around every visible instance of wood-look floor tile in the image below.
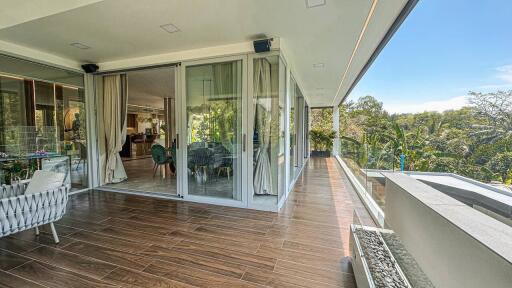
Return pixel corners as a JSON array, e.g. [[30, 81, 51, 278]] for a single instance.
[[166, 230, 261, 253], [241, 267, 337, 288], [0, 249, 32, 271], [99, 218, 175, 236], [187, 217, 271, 233], [144, 259, 262, 288], [56, 217, 109, 232], [281, 240, 346, 257], [67, 230, 151, 253], [102, 266, 194, 288], [0, 270, 46, 288], [140, 244, 246, 279], [0, 237, 41, 255], [274, 259, 355, 287], [10, 260, 118, 288], [256, 244, 347, 273], [209, 214, 274, 227], [94, 226, 181, 248], [9, 230, 75, 248], [0, 158, 376, 287], [24, 245, 117, 279], [39, 223, 82, 237], [192, 226, 270, 244], [62, 241, 152, 271], [173, 240, 276, 271]]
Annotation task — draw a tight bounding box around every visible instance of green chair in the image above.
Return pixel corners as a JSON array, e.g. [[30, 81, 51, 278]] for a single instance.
[[151, 144, 171, 177], [167, 144, 177, 176]]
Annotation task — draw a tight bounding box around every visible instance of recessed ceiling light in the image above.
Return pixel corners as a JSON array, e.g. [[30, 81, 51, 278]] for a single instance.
[[160, 23, 180, 34], [306, 0, 326, 8], [313, 63, 325, 69], [70, 42, 91, 49]]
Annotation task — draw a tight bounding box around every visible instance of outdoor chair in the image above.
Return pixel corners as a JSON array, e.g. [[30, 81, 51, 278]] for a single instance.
[[151, 144, 172, 177], [190, 147, 213, 182], [0, 170, 70, 244]]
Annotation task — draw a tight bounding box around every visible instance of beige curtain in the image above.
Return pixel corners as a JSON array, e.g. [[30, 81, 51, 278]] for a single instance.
[[253, 59, 275, 195], [103, 74, 128, 183]]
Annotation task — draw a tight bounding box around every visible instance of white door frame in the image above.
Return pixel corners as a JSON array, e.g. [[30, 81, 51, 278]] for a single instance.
[[179, 55, 249, 208], [247, 51, 284, 211]]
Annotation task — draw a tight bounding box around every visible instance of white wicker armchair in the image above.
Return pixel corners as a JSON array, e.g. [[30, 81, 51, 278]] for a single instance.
[[0, 182, 70, 243]]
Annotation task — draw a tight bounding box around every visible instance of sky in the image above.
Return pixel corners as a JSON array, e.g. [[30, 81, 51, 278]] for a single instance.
[[348, 0, 512, 114]]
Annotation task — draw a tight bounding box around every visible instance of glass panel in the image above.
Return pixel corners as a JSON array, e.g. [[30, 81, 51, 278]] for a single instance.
[[0, 77, 72, 189], [186, 60, 242, 200], [0, 75, 28, 156], [304, 104, 309, 158], [289, 76, 297, 184], [278, 58, 286, 201], [252, 56, 281, 205], [34, 81, 57, 153], [296, 89, 304, 168], [56, 85, 88, 189]]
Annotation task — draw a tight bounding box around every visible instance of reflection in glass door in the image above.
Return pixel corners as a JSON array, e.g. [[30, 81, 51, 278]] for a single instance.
[[185, 59, 243, 201]]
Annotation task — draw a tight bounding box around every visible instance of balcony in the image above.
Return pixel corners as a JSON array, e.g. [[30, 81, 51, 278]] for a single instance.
[[0, 157, 372, 287]]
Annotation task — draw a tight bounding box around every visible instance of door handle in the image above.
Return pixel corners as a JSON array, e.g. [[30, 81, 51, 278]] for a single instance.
[[176, 134, 179, 149], [242, 134, 246, 152]]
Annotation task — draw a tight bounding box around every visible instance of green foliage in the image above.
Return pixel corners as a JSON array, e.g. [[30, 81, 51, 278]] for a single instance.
[[310, 129, 336, 152], [339, 91, 512, 185], [487, 152, 512, 184], [311, 108, 333, 132]]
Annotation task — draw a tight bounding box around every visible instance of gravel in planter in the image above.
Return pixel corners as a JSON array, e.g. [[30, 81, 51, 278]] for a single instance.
[[355, 229, 408, 288], [381, 233, 435, 288]]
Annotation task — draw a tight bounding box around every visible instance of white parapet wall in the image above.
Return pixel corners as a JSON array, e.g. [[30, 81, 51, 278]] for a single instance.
[[384, 173, 512, 288]]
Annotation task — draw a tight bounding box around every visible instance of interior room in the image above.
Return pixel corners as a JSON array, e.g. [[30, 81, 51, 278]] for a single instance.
[[104, 66, 178, 195]]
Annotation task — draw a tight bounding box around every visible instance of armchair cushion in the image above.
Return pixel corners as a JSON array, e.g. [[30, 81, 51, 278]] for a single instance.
[[24, 170, 66, 194]]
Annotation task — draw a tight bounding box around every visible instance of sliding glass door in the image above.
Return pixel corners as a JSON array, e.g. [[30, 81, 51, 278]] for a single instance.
[[181, 56, 246, 205]]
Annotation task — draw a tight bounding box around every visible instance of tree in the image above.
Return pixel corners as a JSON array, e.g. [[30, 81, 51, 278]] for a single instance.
[[469, 90, 512, 144], [487, 152, 512, 184], [337, 91, 512, 186]]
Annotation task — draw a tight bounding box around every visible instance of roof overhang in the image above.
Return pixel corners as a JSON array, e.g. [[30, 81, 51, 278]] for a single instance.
[[0, 0, 417, 107]]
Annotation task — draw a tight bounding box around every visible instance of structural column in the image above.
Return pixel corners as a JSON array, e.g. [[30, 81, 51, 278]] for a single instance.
[[164, 97, 176, 147], [332, 105, 340, 156]]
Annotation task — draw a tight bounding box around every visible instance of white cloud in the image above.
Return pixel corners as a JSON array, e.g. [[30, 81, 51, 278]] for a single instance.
[[383, 95, 470, 114], [496, 65, 512, 83], [477, 65, 512, 90]]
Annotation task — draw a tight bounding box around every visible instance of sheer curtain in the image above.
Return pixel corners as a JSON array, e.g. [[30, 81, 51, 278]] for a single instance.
[[103, 74, 128, 183], [253, 59, 275, 195]]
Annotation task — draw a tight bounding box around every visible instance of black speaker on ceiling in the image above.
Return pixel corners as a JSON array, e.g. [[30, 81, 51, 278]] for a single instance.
[[253, 39, 272, 53], [81, 63, 99, 73]]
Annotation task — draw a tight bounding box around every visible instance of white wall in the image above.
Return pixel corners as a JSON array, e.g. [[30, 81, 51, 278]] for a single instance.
[[385, 173, 512, 288]]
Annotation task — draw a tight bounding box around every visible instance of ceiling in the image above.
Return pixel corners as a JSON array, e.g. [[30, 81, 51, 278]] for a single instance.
[[127, 67, 175, 110], [0, 0, 411, 106]]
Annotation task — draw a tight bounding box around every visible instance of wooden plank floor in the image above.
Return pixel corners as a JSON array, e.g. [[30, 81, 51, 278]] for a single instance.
[[0, 157, 374, 288]]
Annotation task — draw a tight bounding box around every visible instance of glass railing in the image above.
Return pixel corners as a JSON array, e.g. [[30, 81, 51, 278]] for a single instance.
[[0, 126, 85, 190], [339, 138, 394, 212], [338, 137, 512, 227]]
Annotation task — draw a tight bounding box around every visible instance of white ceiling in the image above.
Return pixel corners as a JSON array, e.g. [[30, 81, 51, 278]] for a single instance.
[[127, 67, 175, 110], [0, 0, 409, 106], [0, 0, 103, 29]]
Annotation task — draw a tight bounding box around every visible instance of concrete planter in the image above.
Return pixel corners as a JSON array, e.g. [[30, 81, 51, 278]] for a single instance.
[[350, 225, 411, 288], [310, 150, 331, 157]]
